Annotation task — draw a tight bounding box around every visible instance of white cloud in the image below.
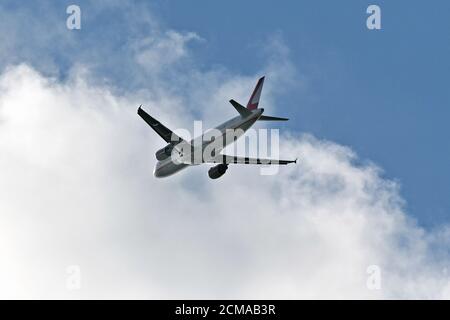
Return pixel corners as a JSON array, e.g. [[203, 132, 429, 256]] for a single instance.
[[135, 31, 202, 73], [0, 64, 449, 299]]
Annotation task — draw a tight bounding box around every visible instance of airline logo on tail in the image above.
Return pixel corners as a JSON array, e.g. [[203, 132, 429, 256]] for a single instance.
[[246, 76, 265, 110]]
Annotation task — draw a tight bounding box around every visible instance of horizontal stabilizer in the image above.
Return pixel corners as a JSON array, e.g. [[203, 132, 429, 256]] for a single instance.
[[258, 115, 289, 121], [229, 99, 252, 117]]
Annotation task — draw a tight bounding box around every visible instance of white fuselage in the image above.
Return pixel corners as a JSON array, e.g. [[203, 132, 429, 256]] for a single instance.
[[153, 108, 264, 178]]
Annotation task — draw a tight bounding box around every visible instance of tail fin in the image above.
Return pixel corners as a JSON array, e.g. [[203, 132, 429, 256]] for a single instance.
[[246, 76, 265, 110]]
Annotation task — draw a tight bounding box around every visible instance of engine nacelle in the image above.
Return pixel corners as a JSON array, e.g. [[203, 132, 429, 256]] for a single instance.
[[155, 144, 174, 161], [208, 164, 228, 179]]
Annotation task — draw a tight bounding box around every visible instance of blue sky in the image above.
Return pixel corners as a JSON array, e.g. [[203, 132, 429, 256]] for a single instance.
[[1, 1, 448, 228], [158, 0, 450, 227]]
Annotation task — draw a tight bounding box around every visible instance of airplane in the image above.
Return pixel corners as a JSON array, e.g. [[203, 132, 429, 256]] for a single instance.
[[137, 76, 297, 179]]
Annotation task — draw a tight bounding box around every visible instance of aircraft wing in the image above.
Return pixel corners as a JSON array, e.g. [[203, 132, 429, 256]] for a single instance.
[[137, 106, 186, 145], [204, 154, 297, 165]]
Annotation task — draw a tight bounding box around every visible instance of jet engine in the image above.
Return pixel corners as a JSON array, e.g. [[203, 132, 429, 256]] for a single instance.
[[155, 144, 174, 161], [208, 164, 228, 179]]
